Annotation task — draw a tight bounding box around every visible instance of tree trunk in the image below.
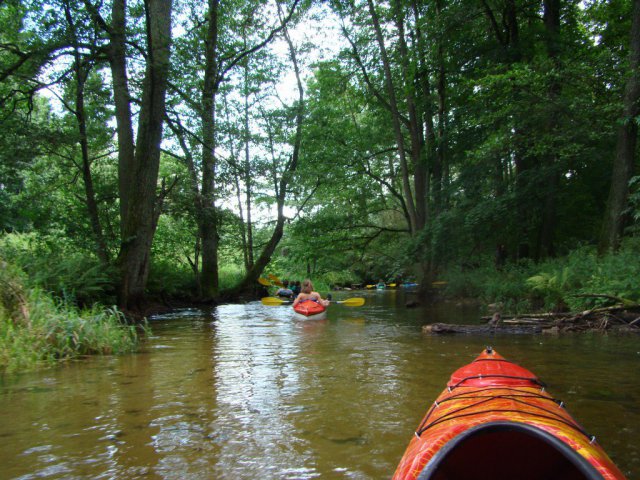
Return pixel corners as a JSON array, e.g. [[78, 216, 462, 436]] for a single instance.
[[243, 62, 254, 270], [599, 0, 640, 253], [200, 0, 221, 299], [537, 0, 562, 259], [366, 0, 418, 234], [228, 9, 303, 296], [64, 2, 110, 264], [392, 0, 427, 231], [113, 0, 173, 309], [77, 70, 110, 264]]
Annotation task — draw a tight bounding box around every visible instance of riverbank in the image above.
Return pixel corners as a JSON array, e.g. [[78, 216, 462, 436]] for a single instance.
[[0, 260, 144, 372]]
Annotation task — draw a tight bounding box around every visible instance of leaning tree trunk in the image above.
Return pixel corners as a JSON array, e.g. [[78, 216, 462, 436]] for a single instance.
[[114, 0, 172, 310], [228, 11, 303, 296], [599, 0, 640, 253]]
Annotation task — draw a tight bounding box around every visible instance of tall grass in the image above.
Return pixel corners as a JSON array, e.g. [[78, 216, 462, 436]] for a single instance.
[[0, 258, 144, 372]]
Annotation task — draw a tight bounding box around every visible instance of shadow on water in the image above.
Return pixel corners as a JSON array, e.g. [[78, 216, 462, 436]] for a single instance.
[[0, 290, 638, 479]]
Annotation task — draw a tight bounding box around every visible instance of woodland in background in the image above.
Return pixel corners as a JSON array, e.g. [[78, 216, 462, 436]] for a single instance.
[[1, 0, 640, 315]]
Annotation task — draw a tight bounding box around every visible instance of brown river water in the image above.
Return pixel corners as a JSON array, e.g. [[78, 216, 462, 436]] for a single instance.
[[1, 289, 639, 479]]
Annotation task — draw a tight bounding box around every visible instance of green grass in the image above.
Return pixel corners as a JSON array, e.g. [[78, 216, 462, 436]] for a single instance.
[[0, 259, 145, 372]]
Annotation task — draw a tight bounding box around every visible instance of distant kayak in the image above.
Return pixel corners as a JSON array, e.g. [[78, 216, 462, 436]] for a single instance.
[[292, 300, 327, 320], [393, 347, 626, 480]]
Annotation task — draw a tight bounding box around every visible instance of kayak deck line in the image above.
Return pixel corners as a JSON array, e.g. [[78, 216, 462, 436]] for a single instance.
[[417, 406, 594, 445], [448, 374, 546, 390]]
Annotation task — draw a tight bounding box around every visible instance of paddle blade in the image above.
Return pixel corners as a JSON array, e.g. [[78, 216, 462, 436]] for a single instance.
[[337, 297, 365, 307], [266, 274, 284, 287], [261, 297, 286, 306], [258, 277, 272, 286]]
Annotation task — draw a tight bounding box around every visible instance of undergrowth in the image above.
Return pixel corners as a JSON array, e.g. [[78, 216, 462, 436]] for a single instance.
[[441, 238, 640, 314], [0, 258, 144, 372]]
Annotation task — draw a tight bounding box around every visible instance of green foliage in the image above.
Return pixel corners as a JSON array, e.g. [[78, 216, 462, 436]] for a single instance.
[[147, 259, 196, 299], [442, 257, 534, 313], [218, 265, 245, 291], [0, 233, 116, 305], [441, 240, 640, 314], [1, 0, 638, 308], [0, 258, 143, 372], [526, 268, 573, 310]]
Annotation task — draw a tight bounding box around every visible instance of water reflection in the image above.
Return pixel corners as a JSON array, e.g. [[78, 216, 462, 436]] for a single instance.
[[0, 291, 638, 478]]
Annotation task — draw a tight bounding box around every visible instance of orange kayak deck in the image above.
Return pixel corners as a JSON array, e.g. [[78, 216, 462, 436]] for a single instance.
[[393, 348, 626, 480], [293, 300, 327, 319]]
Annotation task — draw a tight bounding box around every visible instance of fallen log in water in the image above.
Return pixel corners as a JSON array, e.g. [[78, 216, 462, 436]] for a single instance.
[[426, 305, 640, 335], [422, 323, 543, 335]]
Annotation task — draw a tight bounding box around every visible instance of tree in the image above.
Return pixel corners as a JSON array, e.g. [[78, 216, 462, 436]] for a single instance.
[[599, 0, 640, 253], [87, 0, 174, 309]]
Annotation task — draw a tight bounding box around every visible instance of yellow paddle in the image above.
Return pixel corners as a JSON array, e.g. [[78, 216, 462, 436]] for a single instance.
[[261, 297, 292, 306], [258, 277, 272, 286], [267, 274, 284, 287], [335, 297, 365, 306], [261, 297, 365, 307]]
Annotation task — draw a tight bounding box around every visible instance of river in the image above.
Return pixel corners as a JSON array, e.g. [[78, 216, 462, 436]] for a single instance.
[[1, 289, 639, 479]]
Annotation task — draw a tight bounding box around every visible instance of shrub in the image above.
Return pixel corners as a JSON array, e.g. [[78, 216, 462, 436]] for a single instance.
[[0, 257, 144, 372]]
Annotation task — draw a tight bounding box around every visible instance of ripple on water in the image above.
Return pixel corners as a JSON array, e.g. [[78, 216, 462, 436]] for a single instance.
[[0, 293, 638, 479]]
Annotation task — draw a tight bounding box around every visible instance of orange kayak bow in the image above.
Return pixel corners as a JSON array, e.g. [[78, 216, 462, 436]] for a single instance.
[[393, 347, 626, 480], [292, 300, 327, 320]]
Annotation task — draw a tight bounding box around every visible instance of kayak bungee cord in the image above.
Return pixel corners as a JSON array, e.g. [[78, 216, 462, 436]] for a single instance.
[[425, 388, 565, 408], [447, 373, 546, 390], [415, 389, 594, 442]]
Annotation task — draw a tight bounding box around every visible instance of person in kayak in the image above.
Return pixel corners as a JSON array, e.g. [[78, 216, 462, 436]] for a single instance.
[[293, 279, 330, 307], [275, 280, 294, 299]]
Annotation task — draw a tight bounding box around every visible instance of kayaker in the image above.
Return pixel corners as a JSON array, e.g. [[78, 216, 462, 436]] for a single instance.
[[275, 280, 294, 299], [293, 279, 330, 307]]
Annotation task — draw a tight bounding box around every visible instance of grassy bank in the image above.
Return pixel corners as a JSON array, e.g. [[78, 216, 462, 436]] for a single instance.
[[439, 239, 640, 314], [0, 259, 144, 372]]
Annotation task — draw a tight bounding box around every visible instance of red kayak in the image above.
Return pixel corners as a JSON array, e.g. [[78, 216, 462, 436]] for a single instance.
[[393, 347, 626, 480], [292, 299, 327, 320]]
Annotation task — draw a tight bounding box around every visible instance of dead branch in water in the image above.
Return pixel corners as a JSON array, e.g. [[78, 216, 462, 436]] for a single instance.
[[427, 304, 640, 335]]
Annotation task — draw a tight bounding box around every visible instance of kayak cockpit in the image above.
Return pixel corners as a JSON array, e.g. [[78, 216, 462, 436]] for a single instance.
[[417, 421, 605, 480]]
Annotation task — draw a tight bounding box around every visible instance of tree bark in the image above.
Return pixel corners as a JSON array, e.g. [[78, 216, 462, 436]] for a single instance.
[[113, 0, 173, 309], [392, 0, 427, 231], [243, 60, 254, 270], [599, 0, 640, 253], [537, 0, 562, 259], [200, 0, 221, 299]]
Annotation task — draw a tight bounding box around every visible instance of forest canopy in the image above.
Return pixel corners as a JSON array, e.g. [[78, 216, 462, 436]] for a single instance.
[[1, 0, 639, 310]]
